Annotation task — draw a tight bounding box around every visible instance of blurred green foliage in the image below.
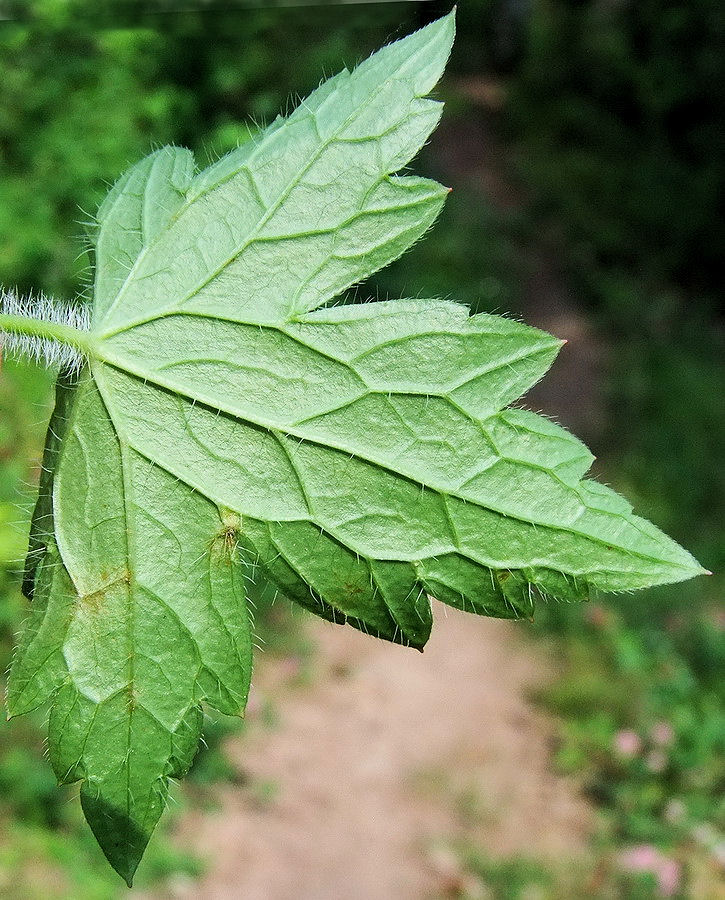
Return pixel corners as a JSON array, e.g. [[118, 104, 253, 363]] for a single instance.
[[501, 3, 724, 892], [0, 0, 416, 298], [499, 0, 725, 578], [510, 0, 724, 301], [0, 0, 722, 895], [533, 596, 724, 895]]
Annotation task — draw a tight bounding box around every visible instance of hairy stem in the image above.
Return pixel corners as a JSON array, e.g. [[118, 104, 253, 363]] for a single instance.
[[0, 311, 94, 355]]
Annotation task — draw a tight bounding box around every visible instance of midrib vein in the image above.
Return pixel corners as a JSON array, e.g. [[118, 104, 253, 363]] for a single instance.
[[94, 377, 138, 822], [90, 360, 687, 571]]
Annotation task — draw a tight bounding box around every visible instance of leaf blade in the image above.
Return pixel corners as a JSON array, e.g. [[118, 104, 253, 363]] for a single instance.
[[9, 372, 253, 883], [92, 296, 702, 639], [96, 14, 455, 333], [93, 146, 196, 322]]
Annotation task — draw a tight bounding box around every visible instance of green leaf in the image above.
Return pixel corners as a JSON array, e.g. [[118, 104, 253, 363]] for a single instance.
[[8, 369, 252, 885], [5, 11, 704, 883]]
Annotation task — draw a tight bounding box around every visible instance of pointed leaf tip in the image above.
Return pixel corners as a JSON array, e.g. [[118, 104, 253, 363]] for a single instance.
[[81, 790, 152, 887]]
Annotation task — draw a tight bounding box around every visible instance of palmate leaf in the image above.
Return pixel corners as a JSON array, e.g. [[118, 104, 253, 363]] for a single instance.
[[4, 12, 704, 884]]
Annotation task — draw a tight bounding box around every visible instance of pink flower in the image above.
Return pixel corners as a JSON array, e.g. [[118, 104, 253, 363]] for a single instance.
[[656, 858, 682, 897], [619, 845, 681, 896], [614, 729, 642, 758], [278, 655, 301, 680], [621, 845, 658, 868], [651, 721, 675, 746], [646, 749, 667, 773], [585, 604, 610, 628], [245, 687, 261, 717]]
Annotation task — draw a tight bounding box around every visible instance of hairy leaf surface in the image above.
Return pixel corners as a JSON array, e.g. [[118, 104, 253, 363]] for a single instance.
[[6, 12, 704, 883]]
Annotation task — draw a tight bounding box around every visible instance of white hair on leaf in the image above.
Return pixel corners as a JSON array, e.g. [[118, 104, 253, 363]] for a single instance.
[[0, 288, 90, 373]]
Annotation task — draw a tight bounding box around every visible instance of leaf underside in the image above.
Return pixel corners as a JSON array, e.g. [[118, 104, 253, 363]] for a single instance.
[[6, 12, 703, 884]]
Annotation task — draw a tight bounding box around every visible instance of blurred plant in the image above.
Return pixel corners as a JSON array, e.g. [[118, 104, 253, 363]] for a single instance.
[[534, 595, 724, 896], [508, 0, 725, 306], [0, 0, 408, 300], [618, 845, 681, 898]]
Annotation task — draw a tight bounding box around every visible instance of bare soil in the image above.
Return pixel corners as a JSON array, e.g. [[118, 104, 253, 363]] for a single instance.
[[153, 607, 593, 900]]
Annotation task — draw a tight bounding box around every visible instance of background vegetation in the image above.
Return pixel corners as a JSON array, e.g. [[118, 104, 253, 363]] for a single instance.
[[0, 1, 722, 896]]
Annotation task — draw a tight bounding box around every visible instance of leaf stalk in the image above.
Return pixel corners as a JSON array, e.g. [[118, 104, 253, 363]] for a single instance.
[[0, 311, 95, 356]]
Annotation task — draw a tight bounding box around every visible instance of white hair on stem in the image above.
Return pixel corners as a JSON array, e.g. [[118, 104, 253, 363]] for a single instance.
[[0, 288, 90, 373]]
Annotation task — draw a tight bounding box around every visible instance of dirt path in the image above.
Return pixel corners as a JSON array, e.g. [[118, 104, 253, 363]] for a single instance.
[[157, 607, 593, 900]]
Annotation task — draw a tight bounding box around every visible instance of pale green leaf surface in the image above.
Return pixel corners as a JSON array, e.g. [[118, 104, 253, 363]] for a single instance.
[[9, 372, 251, 884], [7, 11, 704, 884]]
